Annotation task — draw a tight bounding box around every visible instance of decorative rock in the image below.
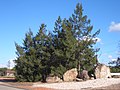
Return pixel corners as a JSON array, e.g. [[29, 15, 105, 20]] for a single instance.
[[76, 78, 83, 82], [63, 68, 78, 82], [90, 77, 94, 80], [80, 70, 89, 80], [95, 64, 111, 79], [46, 76, 62, 83], [112, 75, 120, 78]]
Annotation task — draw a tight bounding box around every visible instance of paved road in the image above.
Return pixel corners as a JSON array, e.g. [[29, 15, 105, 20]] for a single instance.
[[0, 85, 25, 90]]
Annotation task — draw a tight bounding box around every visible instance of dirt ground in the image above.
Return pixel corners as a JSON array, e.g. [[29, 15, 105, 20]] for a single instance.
[[91, 83, 120, 90], [0, 77, 120, 90], [0, 78, 54, 90], [81, 83, 120, 90]]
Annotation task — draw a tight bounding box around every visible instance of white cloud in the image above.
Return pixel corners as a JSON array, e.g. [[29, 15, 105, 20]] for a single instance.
[[93, 37, 101, 43], [93, 37, 104, 45], [108, 55, 112, 59], [109, 22, 120, 32], [0, 64, 7, 68], [111, 58, 117, 61], [116, 51, 120, 55], [108, 55, 117, 61], [80, 36, 101, 43]]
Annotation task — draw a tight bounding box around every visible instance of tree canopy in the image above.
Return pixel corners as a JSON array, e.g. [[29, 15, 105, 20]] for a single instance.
[[109, 57, 120, 73], [15, 3, 100, 82]]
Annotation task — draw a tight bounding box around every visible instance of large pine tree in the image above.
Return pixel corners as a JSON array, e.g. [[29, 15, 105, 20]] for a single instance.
[[69, 3, 100, 72], [15, 24, 50, 82], [52, 3, 100, 75]]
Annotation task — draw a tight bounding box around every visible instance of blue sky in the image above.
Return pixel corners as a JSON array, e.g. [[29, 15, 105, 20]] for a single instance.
[[0, 0, 120, 68]]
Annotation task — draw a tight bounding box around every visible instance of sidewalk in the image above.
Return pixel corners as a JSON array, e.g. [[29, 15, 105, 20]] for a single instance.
[[0, 84, 24, 90]]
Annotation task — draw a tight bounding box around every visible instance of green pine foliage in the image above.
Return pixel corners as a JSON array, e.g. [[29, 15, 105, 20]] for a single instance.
[[109, 57, 120, 73], [15, 3, 100, 82], [110, 66, 120, 73], [69, 3, 100, 72], [0, 68, 7, 76]]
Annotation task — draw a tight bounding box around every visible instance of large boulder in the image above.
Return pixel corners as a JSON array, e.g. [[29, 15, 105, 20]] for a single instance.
[[95, 64, 111, 78], [63, 68, 78, 82], [46, 76, 62, 83], [80, 70, 89, 80]]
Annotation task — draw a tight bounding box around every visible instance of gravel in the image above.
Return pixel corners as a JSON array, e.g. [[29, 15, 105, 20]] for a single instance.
[[33, 78, 120, 90]]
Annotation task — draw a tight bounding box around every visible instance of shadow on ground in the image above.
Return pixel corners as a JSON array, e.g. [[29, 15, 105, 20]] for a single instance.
[[0, 78, 16, 82]]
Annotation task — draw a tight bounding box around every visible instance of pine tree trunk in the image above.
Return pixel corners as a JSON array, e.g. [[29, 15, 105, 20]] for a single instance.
[[77, 60, 81, 78]]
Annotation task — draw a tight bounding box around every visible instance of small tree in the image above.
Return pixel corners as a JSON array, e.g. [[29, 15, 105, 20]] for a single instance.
[[7, 60, 11, 69], [0, 68, 7, 76], [109, 57, 120, 67], [109, 57, 120, 73]]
